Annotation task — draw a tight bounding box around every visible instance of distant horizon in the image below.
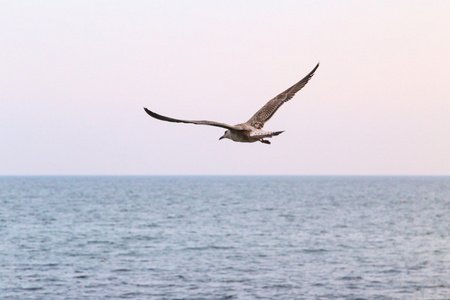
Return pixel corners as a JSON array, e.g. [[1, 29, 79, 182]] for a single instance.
[[1, 174, 449, 177]]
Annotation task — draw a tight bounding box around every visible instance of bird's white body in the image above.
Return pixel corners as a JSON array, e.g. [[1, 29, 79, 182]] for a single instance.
[[220, 126, 284, 143]]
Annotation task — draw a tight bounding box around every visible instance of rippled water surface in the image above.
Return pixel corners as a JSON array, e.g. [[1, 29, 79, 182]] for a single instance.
[[0, 176, 449, 299]]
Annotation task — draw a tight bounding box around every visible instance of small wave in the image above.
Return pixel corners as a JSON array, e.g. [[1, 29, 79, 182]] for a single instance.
[[340, 276, 363, 281], [141, 222, 159, 228], [21, 287, 44, 291], [112, 268, 132, 273], [87, 240, 114, 245], [382, 268, 401, 274], [122, 235, 158, 241], [302, 248, 328, 253], [263, 283, 294, 289], [312, 282, 325, 287], [135, 283, 152, 288], [43, 263, 58, 267], [183, 245, 234, 251], [119, 292, 143, 299], [222, 278, 251, 284]]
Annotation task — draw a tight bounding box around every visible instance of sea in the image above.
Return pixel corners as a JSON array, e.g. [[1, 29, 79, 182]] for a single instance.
[[0, 176, 449, 299]]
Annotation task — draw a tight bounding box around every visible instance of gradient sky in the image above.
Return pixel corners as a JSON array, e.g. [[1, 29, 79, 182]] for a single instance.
[[1, 1, 449, 175]]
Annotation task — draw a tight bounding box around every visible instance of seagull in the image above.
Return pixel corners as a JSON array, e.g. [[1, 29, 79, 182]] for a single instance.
[[144, 63, 319, 144]]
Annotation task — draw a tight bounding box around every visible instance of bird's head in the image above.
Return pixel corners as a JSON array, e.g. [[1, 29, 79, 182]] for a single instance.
[[219, 130, 231, 141]]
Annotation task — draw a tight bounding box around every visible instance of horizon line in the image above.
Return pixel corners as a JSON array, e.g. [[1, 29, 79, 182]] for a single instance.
[[1, 174, 449, 177]]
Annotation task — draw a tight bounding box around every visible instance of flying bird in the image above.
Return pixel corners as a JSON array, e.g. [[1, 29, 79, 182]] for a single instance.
[[144, 63, 319, 144]]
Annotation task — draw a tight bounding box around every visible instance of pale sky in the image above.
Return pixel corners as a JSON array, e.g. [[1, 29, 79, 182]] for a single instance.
[[1, 1, 449, 175]]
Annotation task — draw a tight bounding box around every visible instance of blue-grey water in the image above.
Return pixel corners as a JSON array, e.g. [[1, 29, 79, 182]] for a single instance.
[[0, 176, 449, 299]]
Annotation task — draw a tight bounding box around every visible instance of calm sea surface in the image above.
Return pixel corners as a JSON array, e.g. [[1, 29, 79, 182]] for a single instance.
[[0, 176, 449, 299]]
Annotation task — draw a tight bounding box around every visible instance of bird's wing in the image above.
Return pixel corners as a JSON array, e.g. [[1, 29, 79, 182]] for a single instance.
[[246, 63, 319, 129], [144, 107, 240, 130]]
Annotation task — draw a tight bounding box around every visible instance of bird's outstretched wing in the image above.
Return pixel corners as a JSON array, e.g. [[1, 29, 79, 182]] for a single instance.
[[247, 63, 319, 129], [143, 107, 240, 130]]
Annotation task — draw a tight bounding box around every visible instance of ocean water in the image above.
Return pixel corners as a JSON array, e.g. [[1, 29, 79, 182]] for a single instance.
[[0, 176, 449, 299]]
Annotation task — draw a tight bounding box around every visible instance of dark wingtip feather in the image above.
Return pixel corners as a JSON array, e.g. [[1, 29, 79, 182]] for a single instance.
[[143, 107, 161, 119], [310, 62, 320, 75], [143, 107, 164, 120]]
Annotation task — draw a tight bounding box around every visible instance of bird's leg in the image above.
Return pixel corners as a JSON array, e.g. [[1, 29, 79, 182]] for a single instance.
[[260, 139, 271, 144]]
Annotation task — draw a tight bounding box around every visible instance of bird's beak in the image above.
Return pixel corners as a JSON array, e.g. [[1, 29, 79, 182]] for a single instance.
[[219, 135, 225, 140]]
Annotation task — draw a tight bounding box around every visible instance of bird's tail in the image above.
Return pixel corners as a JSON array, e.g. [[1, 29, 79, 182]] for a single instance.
[[270, 130, 284, 137]]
